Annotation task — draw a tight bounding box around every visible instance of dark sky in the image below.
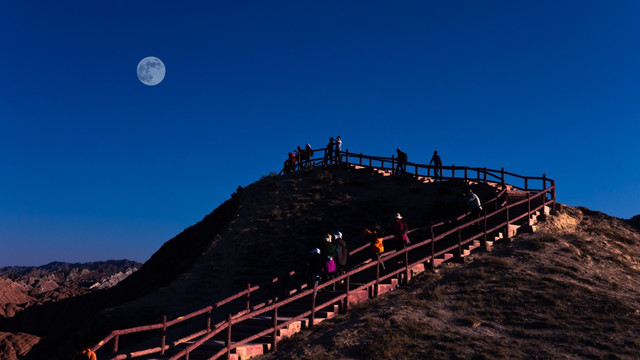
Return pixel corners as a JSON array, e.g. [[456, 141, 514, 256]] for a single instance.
[[1, 1, 639, 266]]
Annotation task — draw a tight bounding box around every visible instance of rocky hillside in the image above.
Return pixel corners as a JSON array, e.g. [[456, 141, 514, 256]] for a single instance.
[[0, 260, 141, 318], [259, 205, 640, 359], [0, 260, 140, 359]]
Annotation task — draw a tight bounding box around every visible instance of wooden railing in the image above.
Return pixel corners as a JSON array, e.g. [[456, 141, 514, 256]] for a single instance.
[[93, 149, 556, 359]]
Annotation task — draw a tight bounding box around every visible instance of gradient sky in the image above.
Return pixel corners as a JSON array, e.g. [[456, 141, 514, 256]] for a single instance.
[[1, 1, 639, 267]]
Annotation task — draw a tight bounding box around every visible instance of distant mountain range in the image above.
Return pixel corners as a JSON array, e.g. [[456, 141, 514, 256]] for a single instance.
[[0, 260, 141, 318]]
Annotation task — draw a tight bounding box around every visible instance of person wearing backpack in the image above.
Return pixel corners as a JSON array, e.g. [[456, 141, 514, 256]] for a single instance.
[[364, 224, 385, 271]]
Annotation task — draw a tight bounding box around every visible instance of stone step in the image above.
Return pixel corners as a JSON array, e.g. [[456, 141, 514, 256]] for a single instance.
[[507, 224, 520, 238], [434, 253, 455, 265], [462, 240, 481, 257]]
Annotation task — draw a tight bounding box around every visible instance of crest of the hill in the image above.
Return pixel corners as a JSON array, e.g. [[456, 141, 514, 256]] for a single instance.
[[106, 166, 492, 320]]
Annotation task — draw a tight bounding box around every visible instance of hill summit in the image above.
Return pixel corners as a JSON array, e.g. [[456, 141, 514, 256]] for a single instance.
[[2, 163, 639, 359]]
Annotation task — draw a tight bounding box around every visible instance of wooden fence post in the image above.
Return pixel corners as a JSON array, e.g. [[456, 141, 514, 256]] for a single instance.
[[482, 212, 488, 247], [206, 308, 212, 332], [404, 247, 410, 284], [359, 153, 363, 165], [272, 307, 278, 352], [160, 315, 167, 355], [345, 149, 349, 164], [344, 274, 350, 313], [430, 225, 435, 269], [310, 281, 317, 327], [501, 168, 506, 189], [246, 283, 251, 312], [457, 228, 462, 259], [226, 313, 232, 359], [552, 180, 557, 210], [374, 254, 380, 297], [113, 334, 119, 354]]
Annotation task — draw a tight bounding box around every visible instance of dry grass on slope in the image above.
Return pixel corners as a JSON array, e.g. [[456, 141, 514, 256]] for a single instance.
[[258, 205, 640, 360]]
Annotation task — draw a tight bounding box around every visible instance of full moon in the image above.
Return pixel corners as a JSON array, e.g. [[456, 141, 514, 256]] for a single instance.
[[137, 56, 166, 86]]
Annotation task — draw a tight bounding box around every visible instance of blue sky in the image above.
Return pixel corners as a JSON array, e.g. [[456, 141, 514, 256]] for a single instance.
[[1, 1, 639, 266]]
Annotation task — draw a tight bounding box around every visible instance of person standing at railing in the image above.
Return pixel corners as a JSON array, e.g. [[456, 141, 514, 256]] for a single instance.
[[429, 150, 443, 181], [304, 143, 314, 167], [334, 136, 342, 163], [296, 146, 304, 171], [325, 137, 335, 165], [395, 148, 407, 175]]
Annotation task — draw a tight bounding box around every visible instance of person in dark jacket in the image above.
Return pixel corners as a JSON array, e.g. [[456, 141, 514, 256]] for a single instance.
[[307, 248, 324, 287], [396, 148, 407, 175], [429, 150, 443, 181], [333, 231, 348, 277], [320, 234, 338, 289], [325, 138, 335, 165]]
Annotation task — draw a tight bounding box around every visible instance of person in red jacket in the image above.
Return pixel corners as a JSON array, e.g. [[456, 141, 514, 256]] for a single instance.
[[392, 213, 409, 251]]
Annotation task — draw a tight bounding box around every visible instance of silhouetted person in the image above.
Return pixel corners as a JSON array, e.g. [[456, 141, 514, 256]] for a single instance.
[[304, 143, 314, 167], [325, 137, 335, 165], [334, 136, 342, 163], [429, 150, 443, 181], [395, 148, 407, 175], [297, 146, 304, 171]]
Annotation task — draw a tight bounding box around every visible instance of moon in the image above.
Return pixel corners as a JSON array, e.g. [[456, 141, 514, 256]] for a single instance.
[[137, 56, 166, 86]]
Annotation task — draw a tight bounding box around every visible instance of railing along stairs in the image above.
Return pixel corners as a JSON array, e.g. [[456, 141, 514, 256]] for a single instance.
[[92, 148, 556, 360]]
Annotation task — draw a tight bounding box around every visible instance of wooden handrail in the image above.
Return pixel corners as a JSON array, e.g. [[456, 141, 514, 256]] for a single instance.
[[94, 148, 555, 359]]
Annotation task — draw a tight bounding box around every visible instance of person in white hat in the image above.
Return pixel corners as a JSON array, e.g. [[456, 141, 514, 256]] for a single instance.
[[392, 213, 409, 251]]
